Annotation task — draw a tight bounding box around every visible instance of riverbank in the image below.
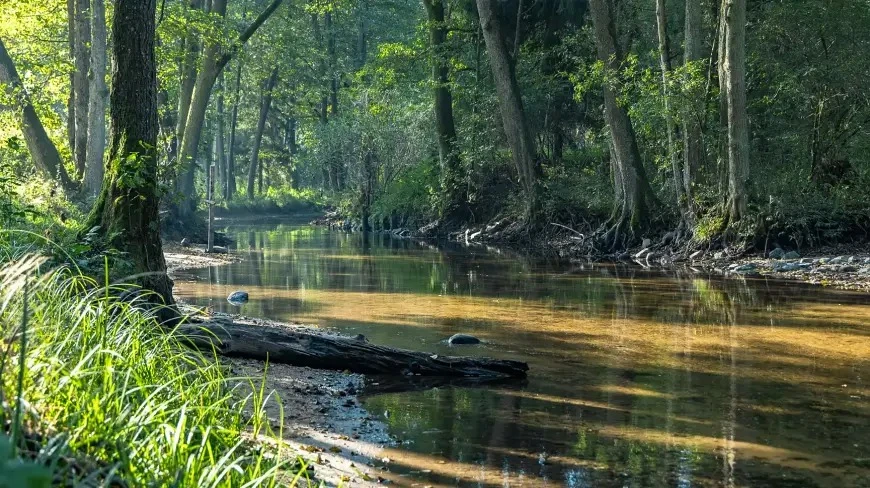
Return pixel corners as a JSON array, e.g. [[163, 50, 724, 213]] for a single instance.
[[167, 244, 397, 487]]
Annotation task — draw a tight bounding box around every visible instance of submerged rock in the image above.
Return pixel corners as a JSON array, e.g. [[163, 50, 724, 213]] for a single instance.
[[768, 247, 785, 259], [447, 333, 481, 345], [227, 290, 249, 305]]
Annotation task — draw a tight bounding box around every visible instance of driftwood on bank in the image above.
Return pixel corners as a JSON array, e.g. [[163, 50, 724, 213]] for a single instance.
[[177, 321, 529, 379]]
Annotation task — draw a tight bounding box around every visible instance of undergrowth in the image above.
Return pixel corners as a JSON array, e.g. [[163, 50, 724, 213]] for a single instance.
[[0, 256, 314, 487]]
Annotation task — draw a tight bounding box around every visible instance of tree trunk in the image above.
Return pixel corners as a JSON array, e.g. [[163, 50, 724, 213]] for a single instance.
[[716, 0, 728, 196], [682, 0, 704, 216], [475, 0, 537, 221], [356, 0, 367, 68], [723, 0, 749, 223], [214, 73, 226, 200], [66, 0, 76, 157], [226, 58, 242, 201], [84, 0, 108, 197], [247, 67, 279, 198], [178, 321, 529, 378], [73, 0, 91, 178], [86, 0, 175, 318], [589, 0, 657, 248], [0, 38, 76, 193], [423, 0, 465, 223], [177, 0, 285, 218], [174, 0, 203, 177], [325, 11, 339, 116], [655, 0, 684, 213]]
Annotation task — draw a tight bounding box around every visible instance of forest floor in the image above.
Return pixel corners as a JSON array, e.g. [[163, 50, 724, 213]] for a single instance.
[[166, 244, 398, 487]]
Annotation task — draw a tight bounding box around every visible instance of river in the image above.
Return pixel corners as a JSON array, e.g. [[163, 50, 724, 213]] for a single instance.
[[173, 220, 870, 487]]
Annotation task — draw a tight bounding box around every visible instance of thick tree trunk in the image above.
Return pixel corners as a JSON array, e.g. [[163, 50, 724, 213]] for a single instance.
[[73, 0, 91, 179], [476, 0, 537, 221], [0, 38, 76, 193], [226, 59, 242, 201], [682, 0, 704, 216], [655, 0, 684, 213], [247, 67, 279, 198], [423, 0, 465, 223], [86, 0, 175, 317], [84, 0, 108, 197], [174, 0, 202, 174], [178, 322, 529, 378], [589, 0, 656, 248], [177, 0, 285, 218], [723, 0, 749, 222]]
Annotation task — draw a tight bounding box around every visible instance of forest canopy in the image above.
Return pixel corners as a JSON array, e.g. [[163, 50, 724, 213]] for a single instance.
[[1, 0, 869, 254]]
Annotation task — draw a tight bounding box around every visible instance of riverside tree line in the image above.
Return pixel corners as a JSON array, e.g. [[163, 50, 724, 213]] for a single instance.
[[1, 0, 869, 299]]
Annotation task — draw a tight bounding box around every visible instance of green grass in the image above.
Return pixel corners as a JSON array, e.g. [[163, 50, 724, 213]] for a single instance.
[[0, 255, 314, 487]]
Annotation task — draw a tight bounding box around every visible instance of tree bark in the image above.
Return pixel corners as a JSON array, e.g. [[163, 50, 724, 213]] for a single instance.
[[66, 0, 76, 157], [178, 322, 529, 378], [0, 38, 76, 193], [73, 0, 91, 178], [723, 0, 749, 222], [682, 0, 704, 216], [423, 0, 465, 223], [588, 0, 657, 248], [177, 0, 285, 218], [655, 0, 684, 213], [84, 0, 108, 197], [86, 0, 175, 317], [475, 0, 537, 221], [325, 11, 339, 116], [247, 67, 279, 198], [175, 0, 203, 179], [226, 58, 242, 201]]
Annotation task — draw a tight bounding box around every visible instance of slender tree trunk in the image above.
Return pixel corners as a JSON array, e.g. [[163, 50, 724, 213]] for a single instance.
[[214, 72, 226, 199], [325, 11, 339, 116], [716, 0, 728, 196], [0, 38, 76, 193], [356, 0, 367, 68], [73, 0, 91, 178], [475, 0, 537, 220], [175, 0, 203, 171], [86, 0, 175, 317], [723, 0, 749, 222], [66, 0, 76, 156], [655, 0, 684, 213], [423, 0, 465, 222], [588, 0, 656, 247], [177, 0, 285, 218], [247, 67, 278, 198], [226, 58, 242, 201], [682, 0, 704, 216], [84, 0, 108, 196]]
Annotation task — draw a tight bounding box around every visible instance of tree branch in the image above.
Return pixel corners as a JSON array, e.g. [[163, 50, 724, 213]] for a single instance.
[[216, 0, 285, 72]]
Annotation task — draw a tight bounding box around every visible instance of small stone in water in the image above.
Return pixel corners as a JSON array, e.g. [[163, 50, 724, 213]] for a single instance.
[[447, 333, 481, 345], [227, 290, 249, 305]]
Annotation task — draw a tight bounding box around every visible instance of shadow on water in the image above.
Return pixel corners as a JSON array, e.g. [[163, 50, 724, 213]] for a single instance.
[[174, 222, 870, 487]]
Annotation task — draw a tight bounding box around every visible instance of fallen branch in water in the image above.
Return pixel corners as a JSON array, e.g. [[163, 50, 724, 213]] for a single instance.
[[176, 321, 529, 379]]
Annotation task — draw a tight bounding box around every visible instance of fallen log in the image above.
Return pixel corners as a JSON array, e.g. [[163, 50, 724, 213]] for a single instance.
[[176, 322, 529, 379]]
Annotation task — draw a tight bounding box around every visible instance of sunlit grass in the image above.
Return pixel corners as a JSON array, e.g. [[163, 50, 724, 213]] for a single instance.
[[0, 255, 314, 487]]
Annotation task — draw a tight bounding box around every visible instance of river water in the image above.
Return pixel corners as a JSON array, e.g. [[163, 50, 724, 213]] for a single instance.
[[174, 221, 870, 487]]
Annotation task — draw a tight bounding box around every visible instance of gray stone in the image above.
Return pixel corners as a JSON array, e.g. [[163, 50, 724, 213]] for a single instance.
[[734, 263, 758, 273], [227, 291, 249, 305], [800, 258, 815, 264], [848, 256, 859, 263], [774, 262, 811, 272], [768, 247, 785, 260], [447, 333, 481, 345], [783, 251, 801, 260], [828, 255, 847, 265]]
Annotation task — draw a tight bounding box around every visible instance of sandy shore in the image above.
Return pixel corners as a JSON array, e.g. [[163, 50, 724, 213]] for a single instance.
[[165, 242, 398, 487]]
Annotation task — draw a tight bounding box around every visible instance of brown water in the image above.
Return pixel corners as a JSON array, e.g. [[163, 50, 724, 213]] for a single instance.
[[174, 222, 870, 487]]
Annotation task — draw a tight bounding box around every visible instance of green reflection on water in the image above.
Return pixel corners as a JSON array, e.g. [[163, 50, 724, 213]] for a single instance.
[[174, 223, 870, 488]]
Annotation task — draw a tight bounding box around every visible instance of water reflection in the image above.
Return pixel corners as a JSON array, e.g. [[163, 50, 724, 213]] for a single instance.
[[175, 223, 870, 487]]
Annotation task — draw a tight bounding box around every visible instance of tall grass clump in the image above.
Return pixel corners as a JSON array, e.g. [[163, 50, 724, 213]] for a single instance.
[[0, 256, 310, 487]]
